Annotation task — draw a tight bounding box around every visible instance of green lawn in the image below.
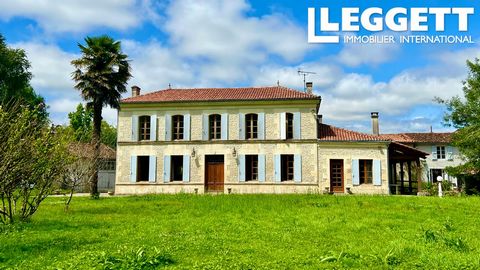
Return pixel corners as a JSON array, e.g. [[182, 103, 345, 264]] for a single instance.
[[1, 195, 480, 269]]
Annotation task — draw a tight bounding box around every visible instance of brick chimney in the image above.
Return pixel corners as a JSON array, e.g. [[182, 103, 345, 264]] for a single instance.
[[371, 112, 379, 135], [306, 82, 313, 94], [131, 86, 141, 97]]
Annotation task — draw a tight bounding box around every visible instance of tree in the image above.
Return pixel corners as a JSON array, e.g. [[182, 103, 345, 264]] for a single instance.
[[67, 103, 117, 149], [437, 58, 480, 192], [0, 104, 69, 223], [0, 34, 47, 119], [71, 36, 131, 197]]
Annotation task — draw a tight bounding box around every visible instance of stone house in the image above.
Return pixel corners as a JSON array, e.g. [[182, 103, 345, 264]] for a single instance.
[[115, 84, 426, 195]]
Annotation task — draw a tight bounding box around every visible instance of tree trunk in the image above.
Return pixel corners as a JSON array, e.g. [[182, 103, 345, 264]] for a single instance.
[[90, 102, 102, 198]]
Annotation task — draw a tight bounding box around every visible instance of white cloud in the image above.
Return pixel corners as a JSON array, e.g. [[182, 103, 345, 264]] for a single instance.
[[0, 0, 142, 33]]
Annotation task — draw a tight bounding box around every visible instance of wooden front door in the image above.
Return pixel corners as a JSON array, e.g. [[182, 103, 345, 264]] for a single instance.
[[205, 155, 224, 192], [330, 159, 344, 193]]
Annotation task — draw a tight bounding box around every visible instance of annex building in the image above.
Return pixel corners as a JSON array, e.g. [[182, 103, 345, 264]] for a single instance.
[[115, 84, 427, 195]]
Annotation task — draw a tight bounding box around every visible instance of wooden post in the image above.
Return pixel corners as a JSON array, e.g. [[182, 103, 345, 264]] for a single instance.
[[408, 161, 412, 194], [400, 162, 405, 194], [416, 159, 422, 194]]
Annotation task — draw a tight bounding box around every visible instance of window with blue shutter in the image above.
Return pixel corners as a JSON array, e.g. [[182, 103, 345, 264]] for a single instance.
[[293, 112, 301, 139], [202, 114, 209, 140], [221, 113, 228, 140], [163, 155, 171, 183], [373, 160, 382, 186], [239, 113, 245, 140], [165, 114, 171, 141], [149, 156, 157, 183], [131, 116, 139, 141], [130, 156, 137, 183], [183, 155, 190, 183], [238, 155, 246, 182], [184, 114, 191, 141], [352, 159, 360, 186], [447, 146, 454, 161], [150, 115, 157, 141], [274, 155, 281, 182], [294, 154, 302, 183], [258, 154, 266, 182], [431, 146, 437, 161], [258, 113, 265, 139], [280, 113, 286, 139]]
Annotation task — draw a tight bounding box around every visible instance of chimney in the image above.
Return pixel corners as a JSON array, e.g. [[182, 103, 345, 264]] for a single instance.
[[306, 82, 313, 94], [131, 86, 141, 97], [318, 114, 323, 124], [371, 112, 379, 135]]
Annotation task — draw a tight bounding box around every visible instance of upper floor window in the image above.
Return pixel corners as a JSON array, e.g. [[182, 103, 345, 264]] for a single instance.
[[245, 113, 258, 139], [209, 114, 221, 140], [139, 115, 151, 140], [286, 113, 294, 139], [436, 146, 446, 159], [359, 159, 373, 184], [172, 115, 184, 140]]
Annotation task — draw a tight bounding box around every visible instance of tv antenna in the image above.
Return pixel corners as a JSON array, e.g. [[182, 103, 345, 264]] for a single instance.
[[298, 68, 316, 91]]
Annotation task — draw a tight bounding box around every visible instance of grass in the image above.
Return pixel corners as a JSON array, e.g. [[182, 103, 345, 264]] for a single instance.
[[1, 194, 480, 269]]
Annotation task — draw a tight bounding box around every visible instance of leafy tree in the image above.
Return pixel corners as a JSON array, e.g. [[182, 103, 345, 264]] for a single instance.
[[67, 103, 117, 149], [71, 36, 131, 197], [437, 58, 480, 192], [0, 34, 47, 119]]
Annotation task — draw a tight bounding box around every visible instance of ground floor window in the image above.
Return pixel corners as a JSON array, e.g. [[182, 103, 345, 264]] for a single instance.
[[281, 155, 294, 181], [359, 159, 373, 184], [245, 155, 258, 181], [171, 155, 184, 181], [137, 156, 150, 182], [430, 169, 444, 183]]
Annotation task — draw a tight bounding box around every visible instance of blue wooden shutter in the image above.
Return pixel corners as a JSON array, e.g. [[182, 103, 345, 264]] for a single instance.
[[131, 115, 139, 141], [165, 114, 171, 141], [238, 155, 246, 182], [183, 155, 190, 183], [163, 155, 171, 183], [258, 154, 266, 182], [447, 146, 454, 161], [149, 156, 156, 183], [294, 154, 302, 183], [150, 115, 157, 141], [184, 114, 191, 141], [373, 160, 382, 186], [221, 113, 228, 140], [258, 113, 265, 139], [130, 156, 137, 183], [274, 155, 281, 182], [293, 112, 301, 139], [431, 146, 437, 161], [239, 113, 245, 140], [280, 112, 286, 140], [352, 159, 360, 186], [202, 114, 208, 140]]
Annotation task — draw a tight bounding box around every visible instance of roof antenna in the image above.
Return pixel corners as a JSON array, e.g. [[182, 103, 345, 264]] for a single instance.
[[298, 68, 316, 92], [277, 80, 280, 86], [168, 83, 172, 89]]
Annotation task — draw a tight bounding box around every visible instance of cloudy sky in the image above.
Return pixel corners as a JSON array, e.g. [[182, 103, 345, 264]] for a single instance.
[[0, 0, 479, 134]]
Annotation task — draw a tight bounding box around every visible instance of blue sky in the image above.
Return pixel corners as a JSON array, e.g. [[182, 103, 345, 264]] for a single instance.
[[0, 0, 479, 134]]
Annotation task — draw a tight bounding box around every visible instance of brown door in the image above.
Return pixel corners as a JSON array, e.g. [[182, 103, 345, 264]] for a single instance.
[[330, 159, 344, 193], [205, 155, 224, 192]]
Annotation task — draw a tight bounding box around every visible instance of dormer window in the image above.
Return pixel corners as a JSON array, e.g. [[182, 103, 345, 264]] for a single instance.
[[172, 115, 184, 140], [139, 116, 151, 140], [245, 113, 258, 139], [209, 114, 221, 140]]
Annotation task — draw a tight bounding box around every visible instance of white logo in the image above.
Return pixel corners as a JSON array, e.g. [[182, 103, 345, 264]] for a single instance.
[[308, 7, 475, 44]]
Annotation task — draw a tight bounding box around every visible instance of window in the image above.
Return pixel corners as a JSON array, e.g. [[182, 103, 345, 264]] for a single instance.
[[286, 113, 294, 139], [436, 146, 446, 159], [430, 169, 444, 183], [246, 155, 258, 181], [209, 114, 221, 140], [245, 113, 258, 139], [171, 155, 183, 181], [139, 116, 151, 140], [359, 160, 373, 184], [137, 156, 150, 182], [281, 155, 294, 181], [172, 115, 184, 140]]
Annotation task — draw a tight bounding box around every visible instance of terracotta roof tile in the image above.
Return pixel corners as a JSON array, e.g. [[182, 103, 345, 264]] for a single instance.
[[379, 132, 452, 143], [318, 123, 386, 142], [122, 86, 319, 103]]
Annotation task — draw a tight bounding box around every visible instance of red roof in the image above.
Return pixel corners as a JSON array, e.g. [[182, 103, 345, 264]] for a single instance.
[[379, 133, 452, 143], [122, 86, 319, 103], [318, 123, 386, 142]]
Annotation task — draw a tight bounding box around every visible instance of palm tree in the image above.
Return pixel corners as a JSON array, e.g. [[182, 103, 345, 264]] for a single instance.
[[71, 35, 132, 197]]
